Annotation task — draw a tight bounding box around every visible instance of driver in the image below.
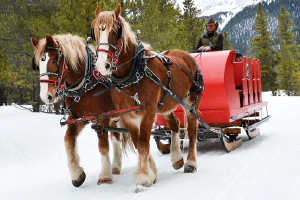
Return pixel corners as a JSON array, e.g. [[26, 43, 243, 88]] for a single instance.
[[196, 19, 224, 52]]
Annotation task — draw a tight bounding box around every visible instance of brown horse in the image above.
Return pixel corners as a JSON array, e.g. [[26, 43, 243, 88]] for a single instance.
[[31, 34, 129, 187], [91, 5, 203, 187]]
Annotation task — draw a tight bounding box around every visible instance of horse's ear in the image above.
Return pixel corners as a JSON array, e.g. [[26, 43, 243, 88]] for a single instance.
[[95, 6, 102, 17], [31, 37, 39, 48], [46, 34, 56, 47], [115, 4, 121, 19]]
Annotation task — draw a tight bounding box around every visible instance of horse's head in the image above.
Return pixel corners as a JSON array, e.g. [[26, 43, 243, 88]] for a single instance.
[[31, 35, 67, 104], [91, 4, 130, 75]]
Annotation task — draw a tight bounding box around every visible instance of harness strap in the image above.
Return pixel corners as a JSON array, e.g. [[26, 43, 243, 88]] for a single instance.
[[40, 79, 57, 84], [144, 66, 211, 130], [157, 57, 172, 110]]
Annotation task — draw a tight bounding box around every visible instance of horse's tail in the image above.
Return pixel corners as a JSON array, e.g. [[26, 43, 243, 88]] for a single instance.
[[121, 133, 136, 155], [119, 120, 136, 155]]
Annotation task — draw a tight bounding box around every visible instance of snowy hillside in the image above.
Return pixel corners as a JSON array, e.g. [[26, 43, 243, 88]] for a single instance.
[[1, 92, 300, 200], [195, 0, 276, 29], [191, 0, 300, 55]]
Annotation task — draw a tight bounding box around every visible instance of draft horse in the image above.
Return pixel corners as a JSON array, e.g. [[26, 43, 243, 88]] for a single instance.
[[31, 34, 129, 187], [91, 5, 204, 187]]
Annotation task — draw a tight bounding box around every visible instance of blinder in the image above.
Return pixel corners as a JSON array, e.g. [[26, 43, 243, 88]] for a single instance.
[[32, 56, 39, 71], [90, 26, 95, 40]]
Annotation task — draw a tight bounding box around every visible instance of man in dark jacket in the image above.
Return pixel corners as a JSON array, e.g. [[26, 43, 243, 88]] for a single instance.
[[197, 19, 224, 52]]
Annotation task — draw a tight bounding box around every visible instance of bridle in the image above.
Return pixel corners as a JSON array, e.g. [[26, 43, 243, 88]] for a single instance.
[[95, 19, 124, 70], [39, 42, 68, 93]]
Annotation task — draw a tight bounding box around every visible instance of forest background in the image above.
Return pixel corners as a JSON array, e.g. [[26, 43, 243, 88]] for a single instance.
[[0, 0, 299, 111]]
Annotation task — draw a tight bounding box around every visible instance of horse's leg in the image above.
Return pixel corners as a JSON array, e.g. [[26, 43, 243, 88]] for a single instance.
[[97, 126, 113, 184], [184, 93, 202, 173], [136, 111, 157, 187], [64, 120, 86, 187], [161, 113, 184, 170], [110, 121, 122, 174]]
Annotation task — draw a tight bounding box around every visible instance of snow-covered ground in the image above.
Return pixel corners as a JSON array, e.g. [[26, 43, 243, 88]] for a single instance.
[[1, 92, 300, 200]]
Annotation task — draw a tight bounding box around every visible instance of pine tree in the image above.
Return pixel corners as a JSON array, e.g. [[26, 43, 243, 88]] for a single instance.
[[250, 2, 277, 93], [223, 31, 233, 50], [54, 0, 120, 38], [0, 0, 55, 105], [178, 0, 205, 51], [124, 0, 181, 50], [277, 6, 296, 46], [0, 47, 13, 105], [276, 6, 300, 95]]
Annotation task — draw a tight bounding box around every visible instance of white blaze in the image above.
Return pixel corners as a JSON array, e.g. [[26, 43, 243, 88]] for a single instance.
[[96, 29, 111, 75], [39, 53, 51, 104]]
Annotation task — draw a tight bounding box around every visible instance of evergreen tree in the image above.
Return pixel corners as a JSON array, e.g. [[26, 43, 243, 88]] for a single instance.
[[0, 0, 55, 105], [277, 6, 296, 46], [250, 2, 277, 93], [276, 6, 300, 95], [178, 0, 205, 51], [223, 31, 233, 50], [54, 0, 120, 38], [124, 0, 181, 50], [0, 47, 13, 105]]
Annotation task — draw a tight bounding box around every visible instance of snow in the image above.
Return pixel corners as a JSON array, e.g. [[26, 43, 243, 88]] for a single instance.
[[1, 92, 300, 199], [177, 0, 277, 30]]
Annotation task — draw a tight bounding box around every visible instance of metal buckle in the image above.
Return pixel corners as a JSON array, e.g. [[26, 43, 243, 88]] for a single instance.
[[167, 71, 171, 77], [74, 96, 81, 102], [132, 93, 141, 104]]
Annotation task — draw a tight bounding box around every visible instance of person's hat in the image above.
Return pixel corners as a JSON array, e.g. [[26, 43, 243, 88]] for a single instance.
[[204, 19, 219, 30], [236, 52, 243, 58]]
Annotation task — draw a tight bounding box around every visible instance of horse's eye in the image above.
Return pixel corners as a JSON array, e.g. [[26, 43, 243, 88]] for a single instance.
[[113, 31, 117, 35], [52, 60, 56, 64]]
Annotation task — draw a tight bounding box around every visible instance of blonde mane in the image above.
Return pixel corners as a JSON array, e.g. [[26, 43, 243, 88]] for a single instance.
[[91, 11, 137, 52], [34, 34, 93, 72]]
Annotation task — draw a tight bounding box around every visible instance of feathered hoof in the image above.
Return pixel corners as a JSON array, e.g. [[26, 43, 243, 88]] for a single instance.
[[97, 178, 113, 185], [184, 165, 197, 173], [173, 158, 184, 170], [72, 171, 86, 187], [112, 168, 121, 175]]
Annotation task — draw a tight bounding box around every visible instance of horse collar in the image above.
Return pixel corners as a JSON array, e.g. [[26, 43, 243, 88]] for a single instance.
[[109, 39, 146, 88]]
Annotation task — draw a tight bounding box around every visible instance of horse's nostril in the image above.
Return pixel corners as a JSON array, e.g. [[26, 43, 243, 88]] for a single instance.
[[48, 94, 53, 102], [105, 63, 111, 70]]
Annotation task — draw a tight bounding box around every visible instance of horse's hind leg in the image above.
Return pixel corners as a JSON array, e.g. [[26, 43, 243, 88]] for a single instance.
[[161, 113, 184, 170], [184, 93, 202, 173], [64, 120, 87, 187]]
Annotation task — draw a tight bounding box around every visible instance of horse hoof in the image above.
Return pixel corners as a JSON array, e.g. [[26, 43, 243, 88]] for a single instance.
[[112, 168, 121, 175], [97, 178, 113, 185], [184, 165, 197, 173], [173, 158, 184, 170], [72, 171, 86, 187]]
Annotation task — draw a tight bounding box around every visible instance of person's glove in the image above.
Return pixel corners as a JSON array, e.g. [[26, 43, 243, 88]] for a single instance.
[[198, 46, 204, 52], [202, 46, 211, 52]]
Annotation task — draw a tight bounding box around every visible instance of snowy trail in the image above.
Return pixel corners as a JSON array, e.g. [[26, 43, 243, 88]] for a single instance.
[[1, 93, 300, 200]]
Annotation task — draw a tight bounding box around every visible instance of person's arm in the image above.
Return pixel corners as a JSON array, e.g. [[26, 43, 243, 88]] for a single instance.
[[196, 38, 203, 51], [211, 33, 224, 51]]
